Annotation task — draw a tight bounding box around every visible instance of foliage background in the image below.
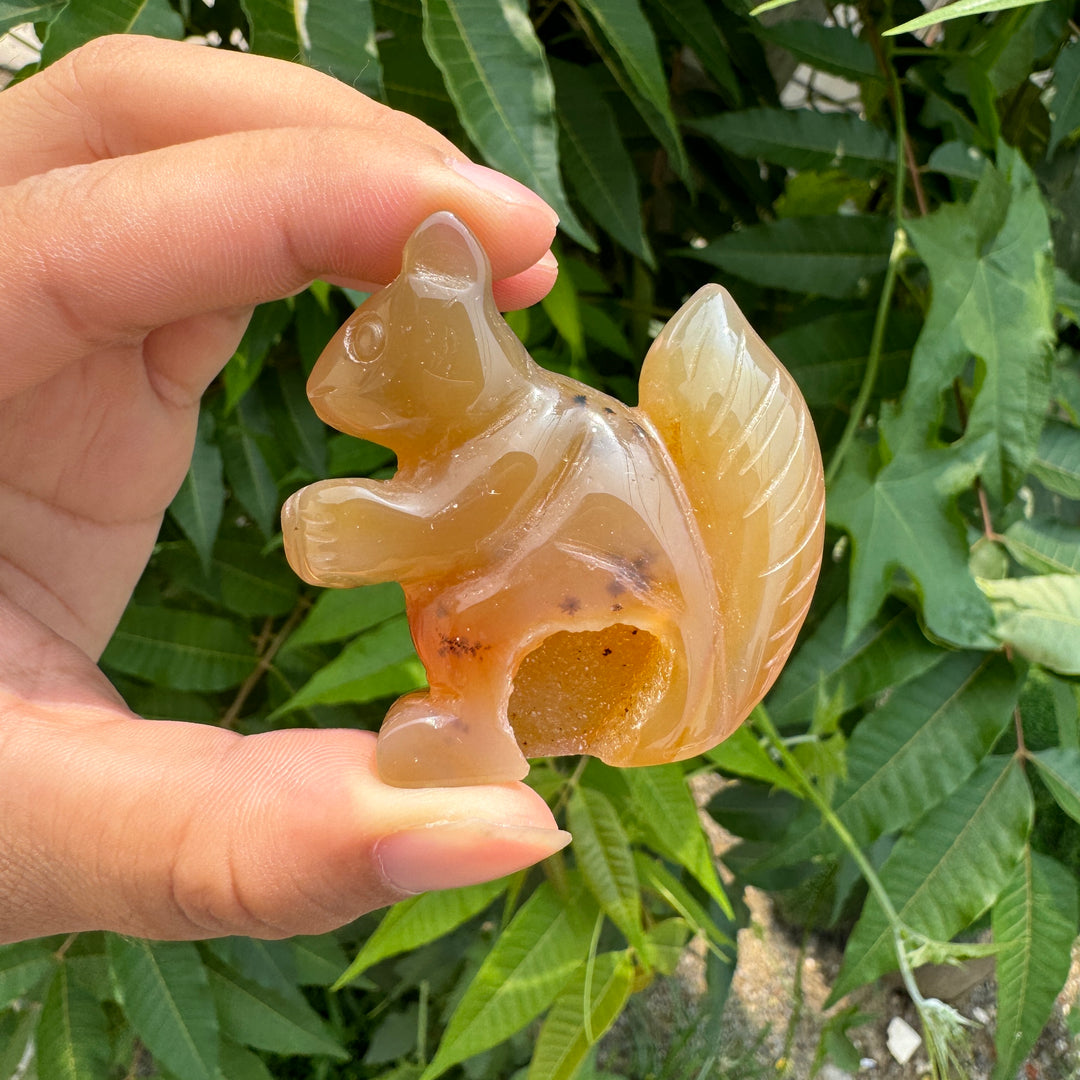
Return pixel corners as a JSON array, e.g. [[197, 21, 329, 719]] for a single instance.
[[0, 0, 1079, 1077]]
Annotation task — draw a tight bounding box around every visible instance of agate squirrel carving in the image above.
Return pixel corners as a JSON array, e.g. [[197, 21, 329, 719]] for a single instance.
[[283, 212, 825, 788]]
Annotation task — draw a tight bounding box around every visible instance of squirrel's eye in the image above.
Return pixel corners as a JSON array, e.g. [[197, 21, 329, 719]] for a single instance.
[[347, 317, 385, 363]]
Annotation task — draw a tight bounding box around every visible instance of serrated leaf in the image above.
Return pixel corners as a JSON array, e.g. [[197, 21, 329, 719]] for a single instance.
[[769, 308, 918, 409], [291, 935, 350, 987], [36, 965, 111, 1080], [216, 1040, 274, 1080], [622, 765, 730, 914], [830, 756, 1033, 1003], [0, 1, 64, 36], [651, 0, 739, 100], [39, 0, 182, 65], [766, 604, 945, 727], [884, 0, 1052, 38], [552, 61, 653, 265], [1003, 518, 1080, 575], [419, 0, 589, 246], [239, 0, 382, 97], [169, 411, 225, 574], [756, 20, 879, 81], [926, 140, 991, 180], [1031, 419, 1080, 498], [527, 950, 635, 1080], [1049, 42, 1080, 157], [269, 367, 327, 478], [576, 0, 687, 179], [704, 722, 801, 795], [421, 882, 597, 1080], [1031, 747, 1080, 824], [992, 849, 1078, 1080], [0, 941, 54, 1010], [155, 540, 299, 617], [827, 436, 996, 648], [101, 606, 257, 691], [633, 853, 732, 951], [894, 148, 1055, 502], [567, 788, 646, 951], [203, 950, 346, 1059], [107, 936, 218, 1080], [220, 424, 279, 540], [978, 574, 1080, 675], [688, 215, 892, 299], [692, 109, 894, 179], [273, 613, 421, 714], [776, 652, 1021, 862], [334, 878, 508, 988], [284, 581, 406, 650]]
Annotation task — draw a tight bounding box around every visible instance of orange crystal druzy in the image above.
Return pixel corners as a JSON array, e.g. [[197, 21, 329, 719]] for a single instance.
[[282, 212, 825, 787]]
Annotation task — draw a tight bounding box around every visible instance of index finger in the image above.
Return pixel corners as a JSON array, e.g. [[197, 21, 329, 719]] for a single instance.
[[0, 34, 460, 184]]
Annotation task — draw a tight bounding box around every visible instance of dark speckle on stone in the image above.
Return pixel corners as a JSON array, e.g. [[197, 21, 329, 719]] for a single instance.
[[573, 394, 588, 406]]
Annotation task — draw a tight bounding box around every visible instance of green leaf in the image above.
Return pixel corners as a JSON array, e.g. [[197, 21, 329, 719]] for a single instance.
[[756, 20, 879, 81], [156, 540, 299, 617], [704, 722, 801, 795], [926, 140, 991, 180], [223, 301, 292, 413], [978, 574, 1080, 675], [240, 0, 382, 97], [691, 109, 894, 179], [527, 950, 635, 1080], [216, 1040, 275, 1080], [633, 853, 732, 951], [169, 411, 225, 574], [36, 965, 111, 1080], [334, 878, 508, 988], [39, 0, 182, 65], [270, 367, 327, 478], [291, 935, 350, 986], [576, 0, 688, 179], [0, 941, 55, 1010], [1032, 748, 1080, 826], [567, 788, 646, 951], [687, 215, 892, 299], [622, 765, 730, 914], [992, 849, 1078, 1080], [284, 582, 406, 650], [766, 604, 945, 727], [1049, 42, 1080, 157], [107, 936, 218, 1080], [827, 437, 996, 648], [830, 756, 1033, 1002], [895, 148, 1055, 502], [421, 882, 597, 1079], [1003, 518, 1080, 575], [203, 950, 346, 1059], [552, 61, 653, 265], [884, 0, 1053, 38], [0, 1003, 39, 1080], [420, 0, 589, 246], [776, 652, 1022, 862], [101, 606, 257, 692], [273, 613, 422, 714], [651, 0, 739, 100], [1031, 419, 1080, 498], [540, 252, 586, 364], [0, 1, 65, 36], [220, 424, 279, 540]]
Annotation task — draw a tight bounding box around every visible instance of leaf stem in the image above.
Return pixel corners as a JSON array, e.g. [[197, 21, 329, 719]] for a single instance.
[[220, 598, 310, 729]]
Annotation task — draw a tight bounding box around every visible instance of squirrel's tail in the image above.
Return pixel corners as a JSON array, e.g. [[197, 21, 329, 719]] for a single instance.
[[638, 286, 825, 730]]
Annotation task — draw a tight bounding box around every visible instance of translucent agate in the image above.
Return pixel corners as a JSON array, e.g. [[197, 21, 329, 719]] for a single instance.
[[282, 212, 825, 788]]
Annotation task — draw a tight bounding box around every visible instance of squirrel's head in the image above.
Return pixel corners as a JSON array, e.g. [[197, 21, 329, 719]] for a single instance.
[[306, 212, 530, 455]]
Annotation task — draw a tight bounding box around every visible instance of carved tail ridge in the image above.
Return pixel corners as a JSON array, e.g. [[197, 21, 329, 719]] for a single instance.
[[637, 286, 826, 734]]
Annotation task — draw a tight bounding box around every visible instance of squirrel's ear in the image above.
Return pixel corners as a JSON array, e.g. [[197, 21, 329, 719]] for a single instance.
[[402, 212, 491, 292]]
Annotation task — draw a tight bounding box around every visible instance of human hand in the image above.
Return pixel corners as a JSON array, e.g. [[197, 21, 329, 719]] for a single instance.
[[0, 35, 568, 944]]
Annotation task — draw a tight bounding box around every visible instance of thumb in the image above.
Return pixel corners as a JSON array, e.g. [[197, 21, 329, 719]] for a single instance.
[[1, 695, 569, 943]]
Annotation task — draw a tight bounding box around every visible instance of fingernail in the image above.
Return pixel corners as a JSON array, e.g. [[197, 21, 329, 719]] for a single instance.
[[450, 160, 559, 228], [537, 249, 558, 273], [375, 821, 572, 895]]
